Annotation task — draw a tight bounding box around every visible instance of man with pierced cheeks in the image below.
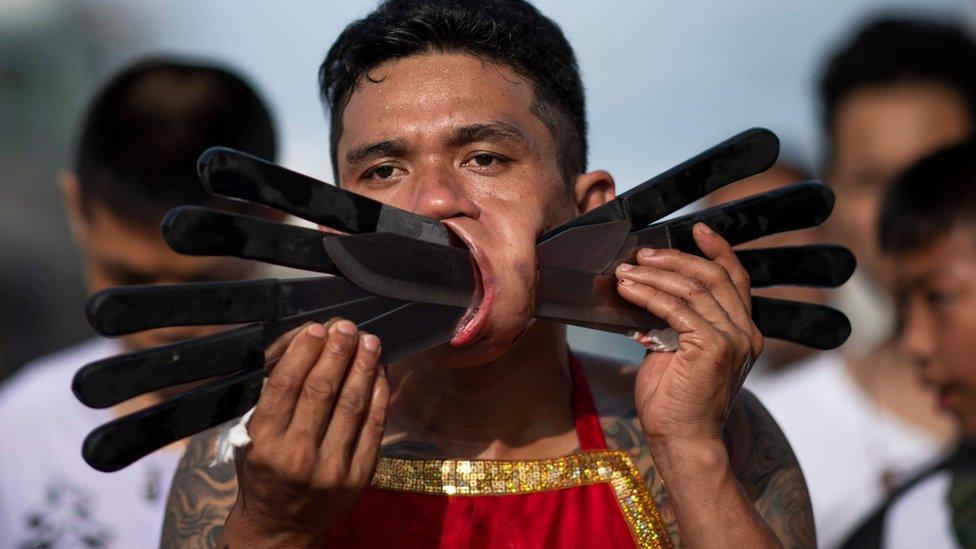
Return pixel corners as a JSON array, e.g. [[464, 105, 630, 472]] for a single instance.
[[161, 1, 814, 547]]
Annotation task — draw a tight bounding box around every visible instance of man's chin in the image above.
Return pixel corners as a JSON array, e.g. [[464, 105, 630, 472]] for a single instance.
[[410, 317, 537, 369]]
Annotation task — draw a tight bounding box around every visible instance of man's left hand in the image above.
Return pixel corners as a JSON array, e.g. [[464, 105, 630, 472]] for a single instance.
[[615, 222, 763, 448]]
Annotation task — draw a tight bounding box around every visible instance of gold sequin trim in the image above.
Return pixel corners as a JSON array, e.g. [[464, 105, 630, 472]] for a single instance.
[[371, 450, 673, 549]]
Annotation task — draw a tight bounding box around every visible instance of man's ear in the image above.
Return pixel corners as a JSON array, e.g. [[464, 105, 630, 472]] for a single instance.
[[60, 172, 90, 248], [572, 169, 616, 214]]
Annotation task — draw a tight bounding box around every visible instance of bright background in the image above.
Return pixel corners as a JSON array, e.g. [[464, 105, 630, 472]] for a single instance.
[[2, 0, 974, 375]]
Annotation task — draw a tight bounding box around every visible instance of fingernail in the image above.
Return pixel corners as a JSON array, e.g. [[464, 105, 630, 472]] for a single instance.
[[308, 324, 326, 338], [618, 277, 633, 286], [336, 320, 357, 335], [697, 223, 714, 235], [362, 334, 380, 352], [617, 263, 633, 272], [639, 248, 656, 258], [378, 364, 388, 378]]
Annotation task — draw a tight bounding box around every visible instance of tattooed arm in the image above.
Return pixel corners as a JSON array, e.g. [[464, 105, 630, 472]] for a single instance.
[[725, 388, 815, 548], [160, 427, 238, 549], [586, 356, 813, 548]]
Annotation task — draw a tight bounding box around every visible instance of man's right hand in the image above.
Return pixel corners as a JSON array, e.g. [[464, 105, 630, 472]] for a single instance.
[[218, 319, 389, 548]]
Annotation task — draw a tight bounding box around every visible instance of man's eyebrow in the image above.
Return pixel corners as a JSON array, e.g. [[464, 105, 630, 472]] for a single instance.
[[445, 122, 527, 148], [345, 138, 409, 167]]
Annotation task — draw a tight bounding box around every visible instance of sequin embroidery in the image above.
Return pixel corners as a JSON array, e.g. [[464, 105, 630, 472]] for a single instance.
[[371, 449, 672, 548]]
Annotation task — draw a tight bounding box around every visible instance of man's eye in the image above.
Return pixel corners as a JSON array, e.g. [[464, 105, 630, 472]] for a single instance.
[[926, 291, 951, 307], [465, 153, 507, 169], [364, 165, 398, 180], [473, 154, 496, 166], [116, 272, 153, 286]]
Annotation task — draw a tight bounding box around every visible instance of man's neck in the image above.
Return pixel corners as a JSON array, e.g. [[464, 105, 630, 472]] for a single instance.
[[383, 322, 578, 460]]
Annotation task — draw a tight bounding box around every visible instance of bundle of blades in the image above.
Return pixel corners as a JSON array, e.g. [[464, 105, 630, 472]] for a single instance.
[[74, 127, 855, 472]]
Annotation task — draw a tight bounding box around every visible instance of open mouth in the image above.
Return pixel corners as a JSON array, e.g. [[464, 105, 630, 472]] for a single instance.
[[442, 223, 493, 347]]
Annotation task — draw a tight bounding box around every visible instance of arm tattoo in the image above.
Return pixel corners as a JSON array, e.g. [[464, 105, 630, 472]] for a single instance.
[[588, 359, 812, 548], [160, 427, 238, 549], [726, 389, 816, 549], [587, 358, 683, 546], [601, 404, 682, 546]]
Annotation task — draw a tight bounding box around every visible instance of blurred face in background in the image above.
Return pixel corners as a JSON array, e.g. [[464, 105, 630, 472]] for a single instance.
[[61, 174, 258, 352], [894, 226, 976, 437], [826, 81, 971, 291]]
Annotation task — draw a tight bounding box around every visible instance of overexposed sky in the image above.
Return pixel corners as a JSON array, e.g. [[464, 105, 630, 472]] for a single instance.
[[77, 0, 976, 184]]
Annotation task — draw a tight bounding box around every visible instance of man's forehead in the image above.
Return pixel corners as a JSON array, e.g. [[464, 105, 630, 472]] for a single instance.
[[338, 53, 539, 149], [895, 231, 976, 284]]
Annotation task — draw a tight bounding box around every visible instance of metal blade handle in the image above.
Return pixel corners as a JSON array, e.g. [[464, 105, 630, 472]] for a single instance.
[[73, 296, 404, 409], [625, 180, 834, 260], [81, 302, 465, 472], [738, 245, 855, 288], [198, 147, 451, 244], [82, 368, 265, 472], [162, 206, 339, 273], [539, 128, 779, 241], [86, 276, 369, 336], [751, 297, 851, 350]]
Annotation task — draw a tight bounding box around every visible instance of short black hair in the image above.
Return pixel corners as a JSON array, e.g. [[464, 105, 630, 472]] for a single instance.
[[319, 0, 586, 183], [879, 139, 976, 253], [75, 57, 277, 223], [820, 16, 976, 136]]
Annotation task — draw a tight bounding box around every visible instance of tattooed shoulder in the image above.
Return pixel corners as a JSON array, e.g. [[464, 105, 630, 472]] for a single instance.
[[160, 426, 238, 549], [578, 353, 682, 546], [725, 388, 816, 548]]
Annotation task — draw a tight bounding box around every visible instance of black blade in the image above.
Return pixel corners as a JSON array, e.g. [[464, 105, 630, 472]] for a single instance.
[[738, 245, 856, 288], [751, 297, 851, 350], [162, 206, 338, 273], [82, 368, 265, 473], [81, 301, 465, 472], [621, 180, 834, 263], [73, 295, 405, 409], [547, 297, 851, 350], [539, 128, 779, 242], [535, 267, 669, 334], [86, 276, 370, 336], [536, 220, 633, 273], [534, 267, 850, 349], [323, 232, 477, 308], [199, 147, 451, 244]]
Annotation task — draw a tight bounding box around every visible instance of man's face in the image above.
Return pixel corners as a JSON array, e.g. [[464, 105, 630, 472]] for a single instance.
[[76, 199, 258, 352], [336, 53, 584, 366], [894, 227, 976, 437], [827, 82, 971, 289]]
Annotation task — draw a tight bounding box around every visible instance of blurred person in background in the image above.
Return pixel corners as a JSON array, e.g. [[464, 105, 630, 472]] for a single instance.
[[705, 160, 825, 374], [842, 140, 976, 549], [0, 57, 279, 548], [743, 17, 976, 547]]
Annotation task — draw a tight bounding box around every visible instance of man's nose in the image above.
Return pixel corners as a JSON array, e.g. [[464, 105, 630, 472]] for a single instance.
[[411, 163, 480, 221], [898, 300, 936, 368]]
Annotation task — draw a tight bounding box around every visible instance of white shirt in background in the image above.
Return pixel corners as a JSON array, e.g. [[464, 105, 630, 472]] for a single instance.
[[886, 471, 958, 549], [747, 352, 946, 549], [0, 339, 183, 548]]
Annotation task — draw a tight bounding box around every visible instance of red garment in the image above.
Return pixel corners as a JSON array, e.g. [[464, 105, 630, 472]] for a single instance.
[[325, 355, 671, 548]]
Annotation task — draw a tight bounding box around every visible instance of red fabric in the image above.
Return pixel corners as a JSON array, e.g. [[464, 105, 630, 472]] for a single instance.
[[324, 354, 637, 548], [326, 483, 637, 548], [568, 354, 607, 452]]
